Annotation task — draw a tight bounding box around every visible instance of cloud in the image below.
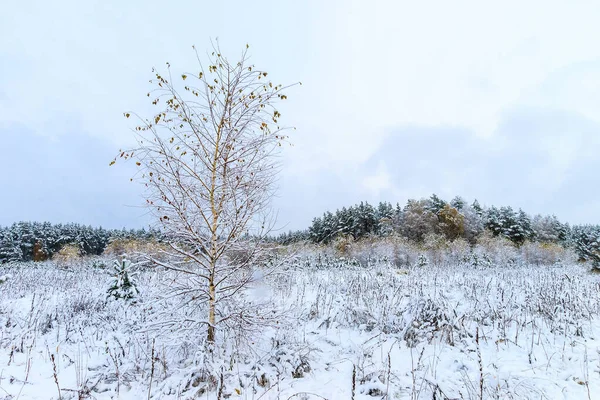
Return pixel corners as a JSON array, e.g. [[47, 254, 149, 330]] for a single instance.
[[362, 161, 392, 198], [355, 107, 600, 225], [5, 0, 599, 163], [0, 124, 147, 228]]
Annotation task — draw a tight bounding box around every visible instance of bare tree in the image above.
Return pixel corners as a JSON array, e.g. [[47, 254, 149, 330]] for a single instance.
[[115, 43, 297, 344]]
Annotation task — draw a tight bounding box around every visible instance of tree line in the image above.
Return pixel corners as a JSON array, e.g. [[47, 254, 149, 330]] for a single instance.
[[1, 195, 598, 268], [275, 194, 600, 267], [0, 222, 160, 263]]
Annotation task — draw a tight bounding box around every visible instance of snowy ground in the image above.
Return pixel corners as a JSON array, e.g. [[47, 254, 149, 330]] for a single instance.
[[1, 254, 600, 399]]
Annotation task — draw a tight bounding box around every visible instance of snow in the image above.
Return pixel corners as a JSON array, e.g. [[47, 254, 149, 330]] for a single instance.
[[1, 255, 600, 399]]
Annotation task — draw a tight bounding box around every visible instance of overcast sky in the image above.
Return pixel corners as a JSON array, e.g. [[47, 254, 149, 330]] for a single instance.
[[1, 0, 600, 230]]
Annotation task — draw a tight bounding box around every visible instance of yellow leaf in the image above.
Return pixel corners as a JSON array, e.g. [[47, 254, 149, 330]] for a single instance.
[[235, 388, 241, 395], [181, 74, 187, 80], [109, 160, 116, 166], [124, 113, 130, 118]]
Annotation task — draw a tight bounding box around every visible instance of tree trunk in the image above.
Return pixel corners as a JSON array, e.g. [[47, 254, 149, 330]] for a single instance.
[[207, 273, 216, 343]]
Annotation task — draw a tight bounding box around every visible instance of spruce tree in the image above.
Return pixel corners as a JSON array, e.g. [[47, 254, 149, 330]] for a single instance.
[[512, 209, 534, 245], [309, 217, 324, 243], [572, 225, 600, 268], [472, 199, 483, 217], [450, 196, 466, 211], [427, 194, 447, 215], [0, 227, 23, 263], [484, 206, 503, 236]]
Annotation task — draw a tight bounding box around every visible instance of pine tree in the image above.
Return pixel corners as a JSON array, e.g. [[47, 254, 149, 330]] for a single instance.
[[499, 206, 520, 243], [513, 209, 534, 245], [484, 206, 503, 236], [472, 199, 483, 217], [427, 194, 447, 215], [571, 225, 600, 268], [532, 214, 563, 243], [15, 222, 36, 261], [309, 217, 324, 243], [376, 201, 395, 236], [392, 203, 403, 234], [321, 211, 338, 243], [107, 259, 140, 301], [557, 222, 571, 245], [337, 207, 356, 238], [354, 202, 370, 239], [450, 196, 466, 211], [359, 202, 377, 237], [0, 228, 23, 263]]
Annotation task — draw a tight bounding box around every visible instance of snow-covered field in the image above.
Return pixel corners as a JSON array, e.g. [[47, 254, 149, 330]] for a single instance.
[[1, 254, 600, 399]]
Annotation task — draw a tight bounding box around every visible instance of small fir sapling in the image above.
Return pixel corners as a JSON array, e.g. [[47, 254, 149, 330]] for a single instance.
[[107, 259, 139, 301]]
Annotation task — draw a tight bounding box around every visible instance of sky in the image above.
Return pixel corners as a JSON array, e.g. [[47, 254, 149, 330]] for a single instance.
[[1, 0, 600, 230]]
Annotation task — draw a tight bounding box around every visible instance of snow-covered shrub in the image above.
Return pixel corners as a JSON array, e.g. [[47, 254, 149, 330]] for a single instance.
[[90, 257, 108, 269], [415, 254, 429, 268], [474, 230, 518, 266], [463, 252, 492, 268], [53, 243, 81, 265], [181, 369, 219, 397], [520, 241, 576, 265], [225, 241, 278, 267], [421, 233, 449, 265], [390, 236, 420, 267], [343, 235, 421, 268], [103, 238, 167, 262], [446, 238, 471, 265], [107, 259, 139, 301], [264, 338, 312, 379], [346, 236, 380, 266], [333, 234, 354, 257], [402, 298, 453, 347]]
